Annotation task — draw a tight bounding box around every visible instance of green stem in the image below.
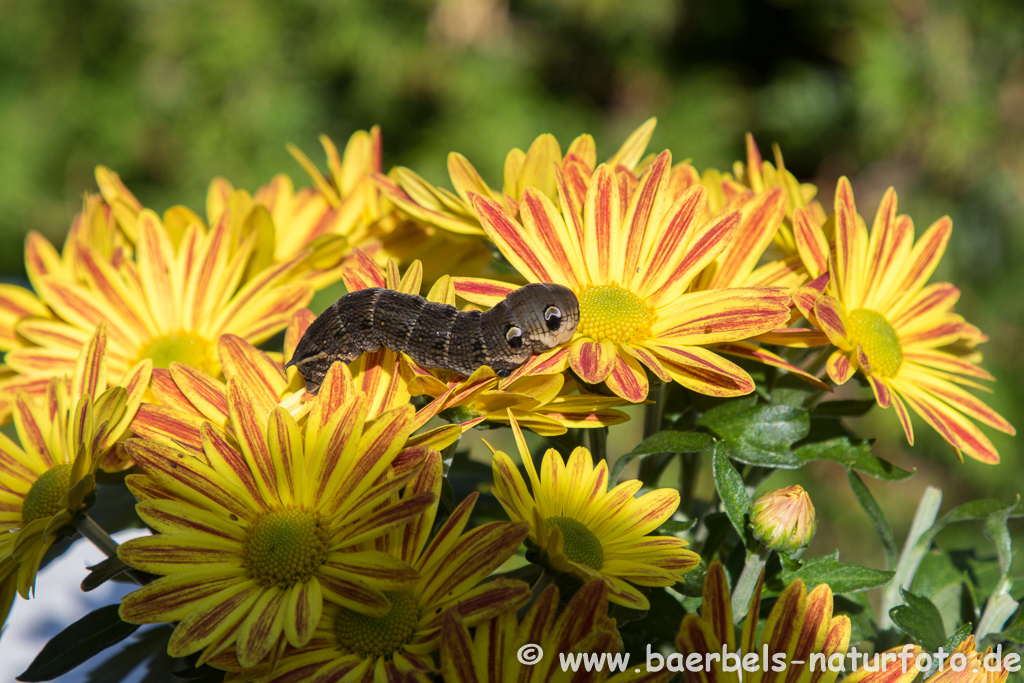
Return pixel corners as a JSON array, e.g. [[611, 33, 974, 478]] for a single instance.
[[587, 426, 608, 462], [731, 543, 771, 623], [76, 513, 149, 586], [642, 382, 667, 440]]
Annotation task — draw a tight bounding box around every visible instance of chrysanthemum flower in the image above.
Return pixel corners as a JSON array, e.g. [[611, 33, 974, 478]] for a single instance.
[[117, 364, 437, 667], [0, 175, 319, 420], [441, 579, 673, 683], [0, 325, 150, 625], [404, 361, 631, 436], [490, 413, 699, 610], [914, 635, 1009, 683], [131, 315, 460, 459], [457, 150, 793, 402], [376, 118, 658, 236], [796, 178, 1015, 463], [214, 449, 530, 682], [701, 134, 827, 256], [676, 561, 921, 683]]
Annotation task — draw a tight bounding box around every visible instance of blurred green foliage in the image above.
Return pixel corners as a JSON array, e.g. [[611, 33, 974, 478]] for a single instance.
[[1, 0, 1021, 526]]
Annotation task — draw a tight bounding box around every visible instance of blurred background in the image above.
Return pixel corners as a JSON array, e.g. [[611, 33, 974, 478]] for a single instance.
[[1, 0, 1022, 563]]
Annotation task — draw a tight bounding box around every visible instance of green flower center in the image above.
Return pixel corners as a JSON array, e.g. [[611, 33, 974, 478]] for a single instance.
[[22, 464, 74, 526], [545, 516, 604, 570], [137, 331, 217, 375], [577, 285, 652, 344], [334, 590, 420, 658], [845, 308, 904, 377], [243, 509, 329, 587]]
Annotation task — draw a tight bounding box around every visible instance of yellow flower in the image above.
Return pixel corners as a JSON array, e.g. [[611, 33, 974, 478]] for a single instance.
[[749, 484, 817, 554], [0, 325, 150, 626], [214, 450, 530, 682], [490, 414, 699, 610], [457, 150, 793, 402], [132, 312, 461, 460], [441, 579, 673, 683], [117, 363, 436, 668], [0, 170, 318, 421], [914, 636, 1009, 683], [702, 134, 828, 256], [677, 561, 921, 683], [376, 118, 658, 236], [796, 178, 1015, 463]]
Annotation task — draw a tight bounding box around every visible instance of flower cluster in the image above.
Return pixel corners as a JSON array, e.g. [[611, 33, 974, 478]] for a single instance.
[[0, 121, 1016, 683]]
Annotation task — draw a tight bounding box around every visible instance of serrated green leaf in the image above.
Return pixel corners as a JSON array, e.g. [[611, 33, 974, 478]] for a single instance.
[[890, 590, 947, 651], [847, 470, 898, 568], [697, 399, 807, 468], [712, 450, 751, 547], [19, 604, 139, 682], [796, 436, 914, 481], [780, 552, 894, 594], [610, 430, 715, 482]]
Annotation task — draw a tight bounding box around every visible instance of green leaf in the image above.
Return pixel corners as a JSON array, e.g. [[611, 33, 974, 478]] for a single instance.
[[846, 470, 898, 568], [812, 399, 877, 417], [85, 626, 173, 683], [889, 590, 947, 651], [19, 604, 139, 682], [780, 552, 894, 594], [81, 556, 133, 592], [619, 586, 688, 660], [610, 430, 715, 482], [712, 450, 751, 547], [795, 436, 913, 481], [697, 398, 807, 468]]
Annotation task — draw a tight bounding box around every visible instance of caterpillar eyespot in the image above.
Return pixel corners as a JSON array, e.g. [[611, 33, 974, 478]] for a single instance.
[[286, 283, 580, 393]]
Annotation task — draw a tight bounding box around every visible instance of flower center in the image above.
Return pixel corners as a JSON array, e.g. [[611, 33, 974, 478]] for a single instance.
[[243, 509, 329, 587], [545, 516, 604, 570], [334, 590, 420, 658], [136, 331, 218, 375], [22, 464, 74, 526], [845, 308, 904, 377], [576, 285, 653, 344]]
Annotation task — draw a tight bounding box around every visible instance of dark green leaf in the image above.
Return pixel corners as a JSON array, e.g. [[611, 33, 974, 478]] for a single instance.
[[610, 430, 715, 482], [712, 450, 751, 547], [846, 470, 898, 568], [697, 399, 807, 468], [19, 604, 139, 682], [780, 552, 894, 594], [81, 556, 132, 592], [675, 562, 708, 598], [657, 518, 697, 536], [812, 399, 877, 417], [796, 437, 913, 481], [85, 626, 171, 683], [889, 590, 947, 651], [619, 586, 688, 658]]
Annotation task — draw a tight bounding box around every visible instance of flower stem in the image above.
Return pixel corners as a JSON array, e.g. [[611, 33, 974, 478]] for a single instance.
[[643, 382, 667, 440], [731, 543, 771, 623], [76, 513, 149, 586], [588, 426, 608, 462]]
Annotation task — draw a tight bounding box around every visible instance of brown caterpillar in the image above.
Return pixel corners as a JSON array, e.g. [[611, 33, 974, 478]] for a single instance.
[[287, 283, 580, 393]]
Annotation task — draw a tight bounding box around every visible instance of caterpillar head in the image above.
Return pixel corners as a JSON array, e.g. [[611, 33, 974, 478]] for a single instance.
[[505, 283, 580, 352]]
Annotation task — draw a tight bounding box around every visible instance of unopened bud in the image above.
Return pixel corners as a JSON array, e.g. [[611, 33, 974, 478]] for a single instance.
[[750, 485, 816, 554]]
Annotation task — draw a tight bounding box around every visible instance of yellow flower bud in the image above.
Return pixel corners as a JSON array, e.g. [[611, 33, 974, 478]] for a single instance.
[[750, 485, 816, 554]]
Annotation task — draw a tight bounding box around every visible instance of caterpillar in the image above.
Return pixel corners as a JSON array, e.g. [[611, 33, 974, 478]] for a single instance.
[[287, 283, 580, 393]]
